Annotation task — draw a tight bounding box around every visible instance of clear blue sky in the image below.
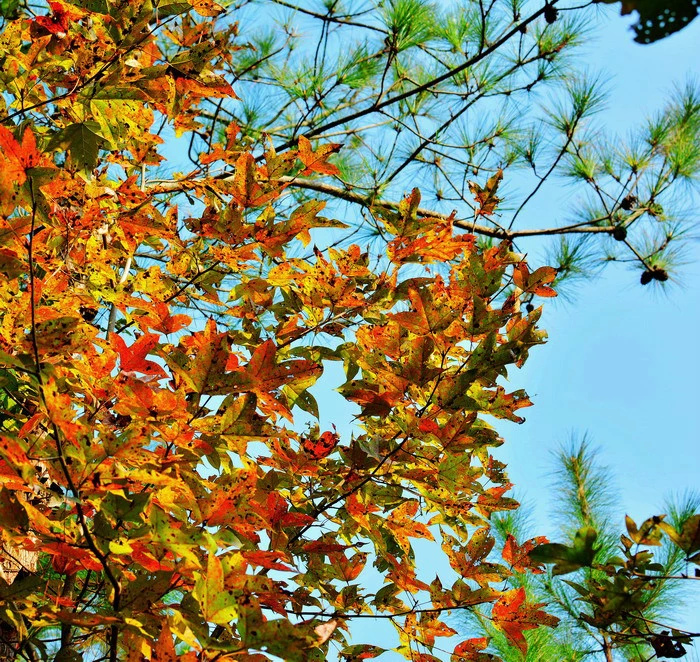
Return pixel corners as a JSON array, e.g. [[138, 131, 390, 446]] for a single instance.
[[496, 5, 700, 628], [308, 5, 700, 657], [162, 3, 700, 655]]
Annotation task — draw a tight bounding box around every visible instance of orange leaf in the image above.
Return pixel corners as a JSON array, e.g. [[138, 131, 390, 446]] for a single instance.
[[491, 588, 559, 653], [152, 621, 178, 661], [298, 135, 341, 176], [513, 263, 557, 297], [314, 619, 337, 644], [189, 0, 224, 16], [0, 126, 41, 195], [141, 302, 192, 335], [468, 169, 502, 216], [451, 637, 495, 662], [502, 534, 548, 573]]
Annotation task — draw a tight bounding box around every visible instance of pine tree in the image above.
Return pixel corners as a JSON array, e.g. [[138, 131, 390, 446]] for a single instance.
[[459, 437, 700, 661]]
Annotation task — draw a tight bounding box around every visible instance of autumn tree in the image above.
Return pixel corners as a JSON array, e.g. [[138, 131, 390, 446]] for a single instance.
[[0, 0, 698, 661]]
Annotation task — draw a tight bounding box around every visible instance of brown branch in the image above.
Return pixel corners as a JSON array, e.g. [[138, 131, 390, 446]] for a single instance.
[[149, 175, 617, 240], [274, 177, 615, 239]]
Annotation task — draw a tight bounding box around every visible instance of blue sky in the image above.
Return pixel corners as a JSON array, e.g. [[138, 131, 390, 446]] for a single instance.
[[497, 3, 700, 622], [159, 2, 700, 655], [307, 5, 700, 656]]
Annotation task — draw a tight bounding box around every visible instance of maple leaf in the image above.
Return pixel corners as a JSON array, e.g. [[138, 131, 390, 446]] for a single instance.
[[43, 542, 103, 573], [386, 501, 434, 556], [188, 0, 224, 17], [0, 126, 41, 172], [112, 333, 167, 379], [468, 169, 503, 216], [298, 135, 342, 176], [302, 540, 353, 554], [502, 534, 548, 573], [491, 587, 559, 653], [340, 644, 387, 661], [140, 302, 192, 335], [0, 126, 43, 208], [301, 429, 340, 459], [314, 619, 338, 644], [240, 550, 295, 572], [661, 514, 700, 557], [230, 152, 281, 208], [194, 554, 239, 625], [529, 526, 600, 575], [34, 2, 73, 36], [451, 637, 497, 662], [152, 621, 178, 661], [512, 263, 558, 297]]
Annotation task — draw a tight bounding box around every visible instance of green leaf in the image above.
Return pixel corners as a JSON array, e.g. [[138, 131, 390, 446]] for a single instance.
[[48, 122, 104, 172], [340, 644, 386, 660], [194, 554, 239, 625], [0, 0, 20, 19], [529, 527, 599, 575], [155, 0, 191, 17], [0, 574, 43, 601], [90, 100, 146, 149], [664, 514, 700, 557], [283, 385, 319, 419]]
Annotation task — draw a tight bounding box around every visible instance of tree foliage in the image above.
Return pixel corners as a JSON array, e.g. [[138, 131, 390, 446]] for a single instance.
[[0, 0, 698, 660], [170, 0, 700, 297]]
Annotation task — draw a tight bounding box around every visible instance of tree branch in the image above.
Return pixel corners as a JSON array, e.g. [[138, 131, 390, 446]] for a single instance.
[[270, 1, 559, 152]]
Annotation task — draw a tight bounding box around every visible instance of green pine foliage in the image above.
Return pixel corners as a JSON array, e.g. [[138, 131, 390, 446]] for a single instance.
[[183, 0, 700, 296], [458, 438, 700, 661]]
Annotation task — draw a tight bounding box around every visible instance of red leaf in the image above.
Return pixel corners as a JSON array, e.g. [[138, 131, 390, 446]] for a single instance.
[[267, 492, 288, 525], [35, 2, 71, 35], [113, 333, 167, 378], [491, 588, 559, 653], [240, 550, 294, 571], [279, 512, 315, 527], [451, 637, 493, 661], [302, 430, 340, 459], [302, 540, 352, 554], [44, 542, 103, 573], [418, 419, 440, 435]]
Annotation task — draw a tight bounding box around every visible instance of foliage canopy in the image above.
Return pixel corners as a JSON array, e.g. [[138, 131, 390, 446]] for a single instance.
[[0, 0, 698, 660]]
